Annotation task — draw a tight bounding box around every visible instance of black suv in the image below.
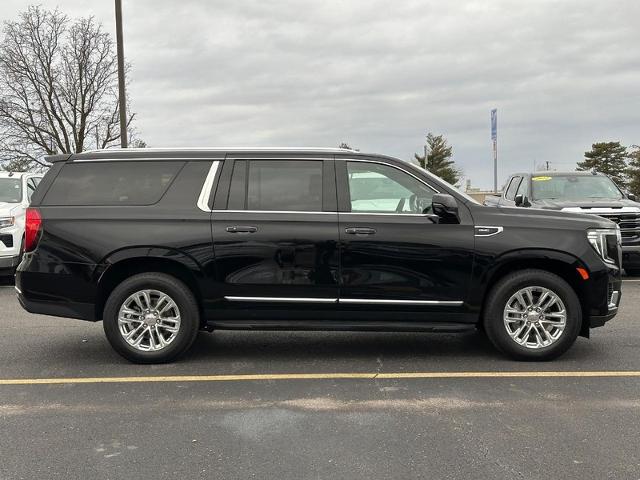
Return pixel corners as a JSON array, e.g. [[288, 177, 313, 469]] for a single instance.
[[16, 148, 621, 363]]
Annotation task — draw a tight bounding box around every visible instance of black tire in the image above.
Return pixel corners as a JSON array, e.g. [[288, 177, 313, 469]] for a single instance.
[[103, 273, 200, 364], [483, 269, 582, 361]]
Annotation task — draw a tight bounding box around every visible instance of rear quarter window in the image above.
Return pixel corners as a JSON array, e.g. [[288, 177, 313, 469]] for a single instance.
[[42, 161, 184, 206]]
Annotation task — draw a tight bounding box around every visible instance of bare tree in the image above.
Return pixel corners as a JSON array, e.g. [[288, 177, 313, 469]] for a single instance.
[[0, 6, 136, 171]]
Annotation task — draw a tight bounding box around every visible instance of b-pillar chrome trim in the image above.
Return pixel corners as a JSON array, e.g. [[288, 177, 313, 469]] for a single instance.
[[197, 161, 221, 213], [224, 296, 463, 306]]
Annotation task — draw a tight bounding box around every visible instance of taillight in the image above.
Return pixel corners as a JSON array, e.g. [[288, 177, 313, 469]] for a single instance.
[[24, 207, 42, 252]]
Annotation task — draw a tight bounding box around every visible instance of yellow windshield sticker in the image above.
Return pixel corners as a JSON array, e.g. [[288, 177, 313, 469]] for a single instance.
[[532, 176, 552, 181]]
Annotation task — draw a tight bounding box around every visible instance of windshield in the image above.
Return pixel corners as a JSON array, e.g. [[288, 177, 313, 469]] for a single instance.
[[0, 178, 22, 203], [531, 174, 623, 201]]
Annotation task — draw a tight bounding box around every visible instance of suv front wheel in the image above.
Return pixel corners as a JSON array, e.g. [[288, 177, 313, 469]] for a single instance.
[[484, 269, 582, 361], [103, 273, 200, 363]]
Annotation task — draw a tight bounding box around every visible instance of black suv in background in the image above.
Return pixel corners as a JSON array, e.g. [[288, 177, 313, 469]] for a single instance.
[[485, 171, 640, 274], [16, 148, 621, 363]]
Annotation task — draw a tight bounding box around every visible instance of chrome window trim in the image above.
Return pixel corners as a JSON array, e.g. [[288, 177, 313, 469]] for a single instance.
[[343, 158, 439, 194], [339, 298, 463, 306], [225, 296, 338, 303], [340, 212, 435, 217], [212, 210, 335, 215], [474, 226, 504, 237], [73, 157, 221, 162], [224, 157, 333, 161], [212, 211, 436, 217], [197, 161, 221, 213]]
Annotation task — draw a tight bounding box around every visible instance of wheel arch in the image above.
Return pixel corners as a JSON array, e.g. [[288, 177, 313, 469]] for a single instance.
[[477, 249, 592, 337], [94, 248, 205, 322]]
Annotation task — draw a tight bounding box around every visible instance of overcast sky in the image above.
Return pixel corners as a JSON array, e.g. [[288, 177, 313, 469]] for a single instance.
[[2, 0, 639, 189]]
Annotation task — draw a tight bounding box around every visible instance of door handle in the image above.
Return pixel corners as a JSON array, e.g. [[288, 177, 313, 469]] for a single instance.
[[226, 225, 258, 233], [345, 227, 376, 235]]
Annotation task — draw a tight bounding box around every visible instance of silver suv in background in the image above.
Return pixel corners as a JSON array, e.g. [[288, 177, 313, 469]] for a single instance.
[[0, 172, 42, 274]]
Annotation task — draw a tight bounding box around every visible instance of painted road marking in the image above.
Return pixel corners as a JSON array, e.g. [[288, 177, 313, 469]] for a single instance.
[[1, 371, 640, 386]]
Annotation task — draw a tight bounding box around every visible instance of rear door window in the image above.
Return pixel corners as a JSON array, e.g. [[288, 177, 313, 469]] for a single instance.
[[43, 161, 184, 206], [227, 160, 323, 212]]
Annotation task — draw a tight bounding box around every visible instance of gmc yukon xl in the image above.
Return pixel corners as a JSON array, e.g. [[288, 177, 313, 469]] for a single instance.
[[16, 148, 621, 363]]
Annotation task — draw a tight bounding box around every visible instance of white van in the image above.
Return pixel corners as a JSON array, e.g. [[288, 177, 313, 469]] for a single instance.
[[0, 172, 42, 274]]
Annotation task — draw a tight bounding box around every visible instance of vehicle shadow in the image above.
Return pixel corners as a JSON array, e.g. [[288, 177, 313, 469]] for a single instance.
[[0, 275, 14, 286], [23, 321, 603, 369], [183, 329, 506, 364], [177, 328, 604, 367]]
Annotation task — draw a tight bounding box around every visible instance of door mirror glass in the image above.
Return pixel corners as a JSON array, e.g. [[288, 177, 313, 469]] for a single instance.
[[514, 194, 524, 206], [628, 192, 637, 202], [431, 193, 458, 222]]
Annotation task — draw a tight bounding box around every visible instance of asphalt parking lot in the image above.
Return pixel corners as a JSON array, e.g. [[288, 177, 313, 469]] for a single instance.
[[1, 277, 639, 480]]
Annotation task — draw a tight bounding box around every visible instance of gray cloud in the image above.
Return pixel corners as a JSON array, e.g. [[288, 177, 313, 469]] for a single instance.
[[1, 0, 639, 188]]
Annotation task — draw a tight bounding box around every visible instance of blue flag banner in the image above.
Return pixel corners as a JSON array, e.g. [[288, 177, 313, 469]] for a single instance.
[[491, 109, 497, 141]]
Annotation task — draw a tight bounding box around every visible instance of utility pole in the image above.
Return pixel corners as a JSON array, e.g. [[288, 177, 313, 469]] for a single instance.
[[115, 0, 128, 148]]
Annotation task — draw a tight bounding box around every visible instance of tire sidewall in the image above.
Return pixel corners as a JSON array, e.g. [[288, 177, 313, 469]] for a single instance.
[[484, 270, 582, 361], [103, 273, 199, 363]]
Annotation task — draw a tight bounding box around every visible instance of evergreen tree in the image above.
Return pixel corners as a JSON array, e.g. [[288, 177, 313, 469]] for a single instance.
[[577, 142, 628, 187], [627, 146, 640, 197], [414, 133, 461, 185]]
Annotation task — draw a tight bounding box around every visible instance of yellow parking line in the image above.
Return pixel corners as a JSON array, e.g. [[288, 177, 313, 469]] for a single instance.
[[1, 370, 640, 386]]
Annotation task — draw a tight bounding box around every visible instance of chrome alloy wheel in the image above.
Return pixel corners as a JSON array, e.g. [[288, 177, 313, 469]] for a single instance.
[[118, 289, 181, 352], [503, 286, 567, 349]]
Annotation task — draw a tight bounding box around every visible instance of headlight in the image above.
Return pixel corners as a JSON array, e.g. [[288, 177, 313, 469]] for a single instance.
[[0, 216, 15, 228], [587, 228, 619, 264]]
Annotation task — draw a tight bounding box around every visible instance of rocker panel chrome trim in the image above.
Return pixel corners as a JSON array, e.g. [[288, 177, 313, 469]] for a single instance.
[[225, 296, 338, 303]]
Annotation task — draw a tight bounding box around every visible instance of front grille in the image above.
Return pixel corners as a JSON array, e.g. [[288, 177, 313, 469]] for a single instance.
[[589, 212, 640, 243], [0, 234, 13, 248]]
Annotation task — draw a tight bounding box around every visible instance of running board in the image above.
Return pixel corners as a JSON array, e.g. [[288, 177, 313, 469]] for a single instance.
[[205, 320, 477, 333]]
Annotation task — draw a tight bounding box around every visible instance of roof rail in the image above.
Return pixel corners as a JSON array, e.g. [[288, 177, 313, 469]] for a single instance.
[[77, 146, 360, 155]]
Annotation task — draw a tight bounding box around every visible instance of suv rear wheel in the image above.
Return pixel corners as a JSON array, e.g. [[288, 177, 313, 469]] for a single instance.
[[103, 273, 200, 363], [484, 269, 582, 361]]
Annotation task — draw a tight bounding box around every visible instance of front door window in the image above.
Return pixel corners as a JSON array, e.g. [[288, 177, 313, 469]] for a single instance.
[[347, 162, 436, 214]]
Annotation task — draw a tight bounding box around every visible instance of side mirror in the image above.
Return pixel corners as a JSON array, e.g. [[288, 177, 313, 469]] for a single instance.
[[432, 193, 458, 222], [628, 193, 637, 202], [514, 194, 529, 207]]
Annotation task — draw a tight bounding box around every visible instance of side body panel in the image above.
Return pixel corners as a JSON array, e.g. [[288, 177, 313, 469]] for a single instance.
[[333, 157, 476, 322], [208, 156, 341, 321], [17, 159, 217, 320]]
